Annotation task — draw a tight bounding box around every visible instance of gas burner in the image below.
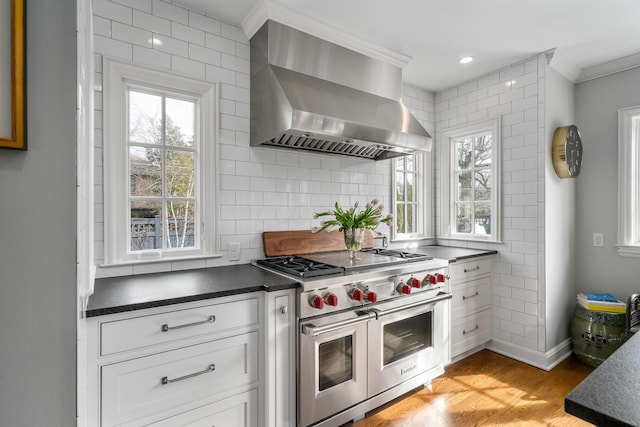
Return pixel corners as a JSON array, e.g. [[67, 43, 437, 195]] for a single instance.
[[359, 248, 433, 261], [256, 256, 344, 279]]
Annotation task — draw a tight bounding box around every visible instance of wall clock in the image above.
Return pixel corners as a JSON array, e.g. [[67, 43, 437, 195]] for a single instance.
[[552, 125, 583, 178]]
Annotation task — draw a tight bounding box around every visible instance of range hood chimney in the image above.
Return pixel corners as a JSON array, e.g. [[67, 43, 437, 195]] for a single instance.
[[250, 21, 432, 161]]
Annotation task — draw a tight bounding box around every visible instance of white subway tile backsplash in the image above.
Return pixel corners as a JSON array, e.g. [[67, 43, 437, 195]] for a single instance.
[[205, 33, 235, 55], [188, 11, 220, 34], [95, 34, 133, 61], [112, 0, 151, 13], [152, 0, 188, 24], [94, 0, 133, 24], [94, 16, 112, 37], [171, 55, 205, 78], [171, 22, 205, 45], [132, 9, 170, 35]]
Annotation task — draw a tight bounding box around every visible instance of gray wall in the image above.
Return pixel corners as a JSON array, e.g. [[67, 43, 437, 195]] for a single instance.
[[0, 1, 77, 425], [575, 67, 640, 300]]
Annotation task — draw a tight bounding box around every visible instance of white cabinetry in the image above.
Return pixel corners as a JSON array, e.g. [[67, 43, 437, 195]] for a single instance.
[[449, 256, 492, 360], [86, 294, 260, 427], [262, 289, 296, 427]]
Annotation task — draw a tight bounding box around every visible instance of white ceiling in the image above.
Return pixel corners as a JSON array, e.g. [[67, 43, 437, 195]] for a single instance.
[[176, 0, 640, 92]]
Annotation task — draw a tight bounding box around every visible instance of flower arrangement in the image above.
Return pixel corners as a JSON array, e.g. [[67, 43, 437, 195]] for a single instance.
[[312, 199, 393, 233]]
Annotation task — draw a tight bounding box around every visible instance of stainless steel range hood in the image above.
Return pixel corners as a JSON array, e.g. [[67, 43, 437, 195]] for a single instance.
[[250, 21, 432, 161]]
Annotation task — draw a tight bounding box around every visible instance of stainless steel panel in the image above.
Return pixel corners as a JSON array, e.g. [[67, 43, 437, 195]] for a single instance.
[[367, 293, 451, 397], [298, 310, 370, 427], [249, 20, 433, 160]]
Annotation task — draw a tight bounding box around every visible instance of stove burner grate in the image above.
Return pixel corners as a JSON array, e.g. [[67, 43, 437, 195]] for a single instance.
[[256, 256, 344, 278], [359, 248, 433, 261]]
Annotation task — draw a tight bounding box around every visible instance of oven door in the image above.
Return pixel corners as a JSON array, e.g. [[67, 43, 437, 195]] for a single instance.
[[368, 292, 451, 397], [298, 310, 373, 427]]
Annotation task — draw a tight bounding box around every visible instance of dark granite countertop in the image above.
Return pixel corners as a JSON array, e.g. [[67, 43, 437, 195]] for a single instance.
[[86, 246, 496, 318], [565, 332, 640, 426], [414, 245, 497, 262], [86, 264, 299, 318]]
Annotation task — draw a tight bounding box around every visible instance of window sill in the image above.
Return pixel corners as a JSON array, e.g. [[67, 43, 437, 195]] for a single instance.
[[616, 244, 640, 257], [97, 254, 224, 279], [439, 236, 503, 244]]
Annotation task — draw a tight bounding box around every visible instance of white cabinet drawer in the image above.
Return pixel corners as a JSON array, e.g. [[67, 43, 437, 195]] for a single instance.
[[451, 309, 491, 356], [101, 331, 258, 427], [100, 297, 258, 356], [449, 257, 491, 281], [451, 277, 490, 320], [147, 390, 257, 427]]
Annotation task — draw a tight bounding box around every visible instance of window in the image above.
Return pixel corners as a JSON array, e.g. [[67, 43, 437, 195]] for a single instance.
[[441, 119, 501, 242], [617, 106, 640, 257], [392, 152, 432, 240], [103, 58, 217, 265]]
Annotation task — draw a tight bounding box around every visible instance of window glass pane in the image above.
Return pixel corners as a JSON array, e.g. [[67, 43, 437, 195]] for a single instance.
[[395, 157, 405, 170], [166, 149, 195, 197], [130, 200, 162, 251], [396, 204, 405, 234], [456, 203, 472, 233], [407, 203, 414, 233], [166, 98, 195, 148], [475, 169, 491, 201], [475, 203, 491, 235], [405, 155, 415, 172], [474, 134, 493, 167], [457, 171, 472, 201], [130, 146, 162, 196], [129, 91, 162, 145], [456, 138, 473, 170], [406, 172, 415, 202], [396, 172, 405, 202], [166, 200, 196, 249]]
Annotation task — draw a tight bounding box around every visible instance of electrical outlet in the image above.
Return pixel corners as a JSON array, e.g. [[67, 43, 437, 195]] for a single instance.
[[592, 233, 604, 247], [229, 242, 241, 261]]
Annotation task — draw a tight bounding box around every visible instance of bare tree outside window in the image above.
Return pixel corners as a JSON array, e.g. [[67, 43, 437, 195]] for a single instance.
[[454, 133, 492, 235], [128, 90, 197, 252]]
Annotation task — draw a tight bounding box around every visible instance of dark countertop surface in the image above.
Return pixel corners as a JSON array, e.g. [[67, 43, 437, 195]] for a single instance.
[[415, 245, 497, 262], [86, 246, 496, 318], [86, 264, 298, 318], [565, 332, 640, 426]]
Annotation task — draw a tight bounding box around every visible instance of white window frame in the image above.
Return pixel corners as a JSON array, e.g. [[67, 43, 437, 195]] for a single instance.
[[617, 105, 640, 257], [103, 58, 218, 265], [440, 118, 501, 243], [391, 151, 433, 241]]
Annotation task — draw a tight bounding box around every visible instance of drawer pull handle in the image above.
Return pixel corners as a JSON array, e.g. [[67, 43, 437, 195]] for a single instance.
[[161, 315, 216, 332], [161, 364, 215, 385], [463, 324, 479, 335], [462, 291, 480, 300], [463, 266, 481, 273]]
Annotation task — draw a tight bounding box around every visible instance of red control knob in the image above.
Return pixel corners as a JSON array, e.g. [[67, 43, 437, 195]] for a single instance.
[[325, 293, 338, 306], [309, 295, 324, 309], [397, 283, 411, 295], [409, 277, 421, 288], [365, 290, 378, 303], [426, 274, 438, 285], [437, 273, 446, 283], [350, 288, 364, 302]]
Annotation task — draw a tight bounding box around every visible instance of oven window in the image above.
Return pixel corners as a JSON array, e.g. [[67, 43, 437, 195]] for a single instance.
[[383, 311, 432, 365], [318, 336, 353, 391]]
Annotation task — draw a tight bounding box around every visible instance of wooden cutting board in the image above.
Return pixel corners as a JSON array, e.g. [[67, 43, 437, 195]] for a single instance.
[[262, 230, 374, 257]]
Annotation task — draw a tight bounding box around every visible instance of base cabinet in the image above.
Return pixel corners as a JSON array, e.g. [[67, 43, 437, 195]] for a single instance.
[[449, 256, 493, 359], [86, 294, 261, 427], [263, 289, 296, 427]]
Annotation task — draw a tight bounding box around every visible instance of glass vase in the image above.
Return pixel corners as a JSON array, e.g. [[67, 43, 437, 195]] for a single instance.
[[343, 228, 365, 261]]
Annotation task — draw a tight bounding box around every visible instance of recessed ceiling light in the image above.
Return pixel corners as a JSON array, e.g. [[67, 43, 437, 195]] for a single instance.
[[459, 56, 474, 64]]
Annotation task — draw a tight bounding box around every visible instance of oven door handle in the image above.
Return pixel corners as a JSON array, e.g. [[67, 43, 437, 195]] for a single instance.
[[372, 292, 452, 318], [301, 312, 374, 337]]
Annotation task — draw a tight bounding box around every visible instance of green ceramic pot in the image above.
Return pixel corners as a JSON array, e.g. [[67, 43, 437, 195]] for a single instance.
[[571, 304, 626, 367]]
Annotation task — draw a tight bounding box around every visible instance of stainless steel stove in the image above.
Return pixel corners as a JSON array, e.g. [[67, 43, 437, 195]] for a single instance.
[[255, 248, 452, 427]]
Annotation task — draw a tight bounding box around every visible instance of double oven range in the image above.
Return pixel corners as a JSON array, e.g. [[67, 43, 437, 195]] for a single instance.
[[255, 248, 451, 427]]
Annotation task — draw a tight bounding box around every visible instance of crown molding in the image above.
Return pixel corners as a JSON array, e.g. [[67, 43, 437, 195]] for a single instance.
[[544, 49, 582, 83], [241, 0, 412, 69], [577, 52, 640, 83]]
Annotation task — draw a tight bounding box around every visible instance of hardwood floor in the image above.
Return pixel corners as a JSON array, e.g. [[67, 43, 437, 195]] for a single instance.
[[351, 350, 595, 427]]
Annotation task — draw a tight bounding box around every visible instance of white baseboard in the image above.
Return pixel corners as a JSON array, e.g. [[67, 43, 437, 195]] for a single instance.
[[486, 338, 573, 371]]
